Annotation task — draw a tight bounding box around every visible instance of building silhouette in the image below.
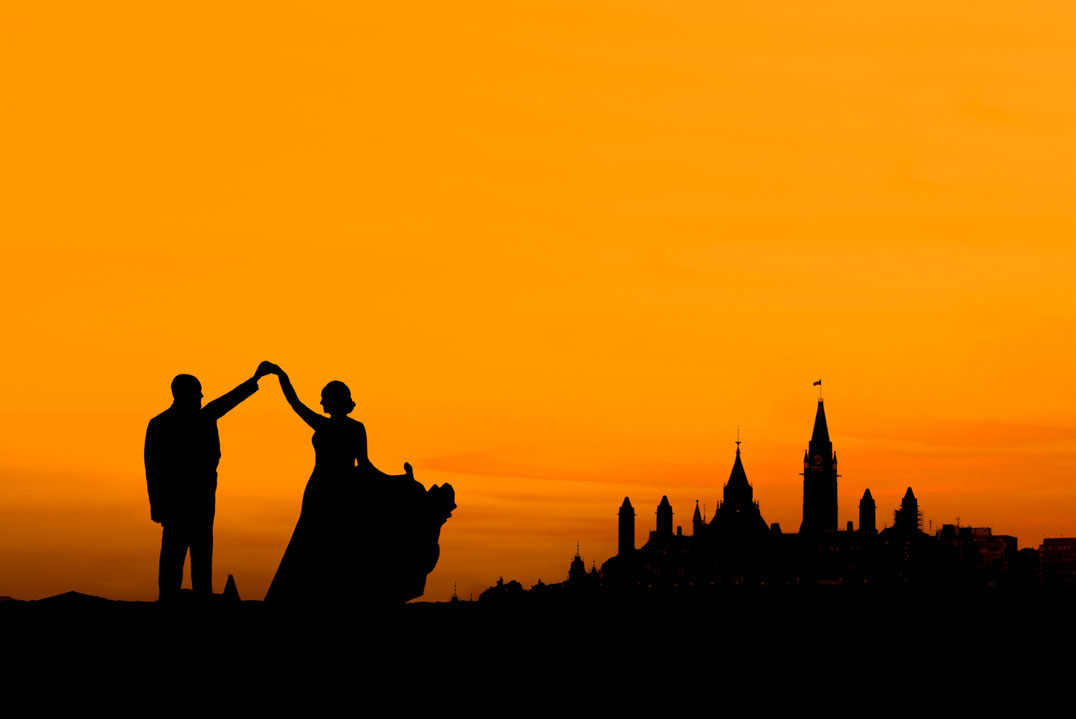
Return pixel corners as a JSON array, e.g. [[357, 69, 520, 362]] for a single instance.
[[489, 391, 1048, 599], [892, 487, 922, 534], [859, 489, 876, 536], [618, 497, 635, 557], [800, 399, 838, 533], [1039, 538, 1076, 589], [655, 496, 673, 539], [707, 442, 769, 539]]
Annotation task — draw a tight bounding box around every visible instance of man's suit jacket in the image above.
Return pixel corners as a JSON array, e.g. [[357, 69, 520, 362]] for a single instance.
[[144, 378, 258, 523]]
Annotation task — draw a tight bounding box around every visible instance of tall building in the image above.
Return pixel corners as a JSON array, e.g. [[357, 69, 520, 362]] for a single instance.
[[800, 399, 838, 533], [894, 487, 922, 533], [656, 496, 673, 538], [618, 497, 635, 557], [859, 489, 876, 535]]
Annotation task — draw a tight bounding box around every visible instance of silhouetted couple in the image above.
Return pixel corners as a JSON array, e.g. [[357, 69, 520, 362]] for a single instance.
[[144, 362, 455, 604]]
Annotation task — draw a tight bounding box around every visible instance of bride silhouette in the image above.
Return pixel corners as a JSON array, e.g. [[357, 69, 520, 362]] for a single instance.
[[262, 363, 454, 604]]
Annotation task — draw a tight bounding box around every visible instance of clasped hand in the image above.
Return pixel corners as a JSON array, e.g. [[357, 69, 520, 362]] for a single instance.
[[254, 361, 283, 380]]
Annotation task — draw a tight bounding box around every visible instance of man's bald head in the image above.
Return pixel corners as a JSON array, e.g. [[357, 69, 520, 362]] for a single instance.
[[171, 374, 203, 410]]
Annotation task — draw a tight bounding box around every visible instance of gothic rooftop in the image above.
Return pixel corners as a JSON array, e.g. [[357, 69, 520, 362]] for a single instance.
[[726, 444, 751, 493]]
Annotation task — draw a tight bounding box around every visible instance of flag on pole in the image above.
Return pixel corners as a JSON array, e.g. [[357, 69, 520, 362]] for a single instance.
[[813, 380, 822, 386]]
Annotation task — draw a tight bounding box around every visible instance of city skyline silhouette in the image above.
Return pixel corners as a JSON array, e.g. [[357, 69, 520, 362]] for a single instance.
[[479, 390, 1067, 599], [3, 3, 1075, 608]]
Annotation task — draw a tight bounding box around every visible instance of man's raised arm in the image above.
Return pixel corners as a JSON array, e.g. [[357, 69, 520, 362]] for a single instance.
[[203, 362, 273, 420]]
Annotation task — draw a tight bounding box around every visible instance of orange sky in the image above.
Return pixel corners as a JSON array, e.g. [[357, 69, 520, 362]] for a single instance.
[[1, 2, 1074, 602]]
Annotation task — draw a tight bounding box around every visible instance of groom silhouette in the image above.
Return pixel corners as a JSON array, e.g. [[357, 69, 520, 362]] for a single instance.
[[144, 363, 272, 600]]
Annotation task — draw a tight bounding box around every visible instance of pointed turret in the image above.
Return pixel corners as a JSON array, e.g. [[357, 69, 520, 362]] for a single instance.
[[222, 574, 240, 602], [618, 497, 635, 557], [859, 488, 876, 535], [568, 544, 587, 584], [656, 496, 673, 537], [692, 500, 704, 536], [894, 487, 922, 533]]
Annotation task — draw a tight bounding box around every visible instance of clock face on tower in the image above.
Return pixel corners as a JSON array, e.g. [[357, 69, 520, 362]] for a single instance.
[[812, 455, 822, 467]]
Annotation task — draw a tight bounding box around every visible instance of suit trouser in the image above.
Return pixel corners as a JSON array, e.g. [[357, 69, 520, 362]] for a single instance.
[[159, 511, 214, 599]]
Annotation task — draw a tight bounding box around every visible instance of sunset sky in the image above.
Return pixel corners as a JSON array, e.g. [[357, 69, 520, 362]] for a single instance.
[[2, 2, 1074, 602]]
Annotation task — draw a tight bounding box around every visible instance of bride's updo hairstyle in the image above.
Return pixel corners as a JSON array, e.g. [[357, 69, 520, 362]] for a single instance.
[[321, 381, 356, 416]]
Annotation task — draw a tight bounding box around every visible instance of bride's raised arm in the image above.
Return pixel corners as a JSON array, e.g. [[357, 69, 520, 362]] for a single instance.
[[274, 368, 325, 429]]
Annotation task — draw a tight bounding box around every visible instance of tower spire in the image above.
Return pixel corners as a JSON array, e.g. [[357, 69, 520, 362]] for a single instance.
[[811, 397, 831, 445], [801, 387, 837, 533], [724, 436, 752, 505]]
